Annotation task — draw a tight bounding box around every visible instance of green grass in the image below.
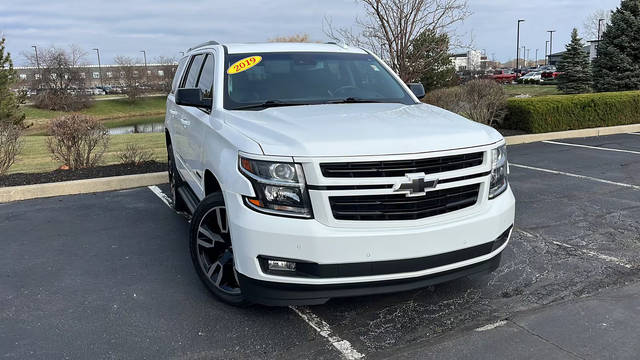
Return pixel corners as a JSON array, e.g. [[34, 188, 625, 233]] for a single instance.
[[503, 84, 561, 98], [8, 133, 167, 174]]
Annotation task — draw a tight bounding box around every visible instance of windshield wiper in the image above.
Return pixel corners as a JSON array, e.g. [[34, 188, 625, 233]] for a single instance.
[[327, 97, 382, 104], [232, 100, 307, 110]]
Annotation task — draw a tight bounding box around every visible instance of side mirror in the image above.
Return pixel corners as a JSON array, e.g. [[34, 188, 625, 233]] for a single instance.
[[175, 88, 212, 108], [407, 83, 425, 100]]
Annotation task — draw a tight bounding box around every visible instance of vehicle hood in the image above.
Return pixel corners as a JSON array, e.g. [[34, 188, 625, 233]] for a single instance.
[[223, 103, 503, 157]]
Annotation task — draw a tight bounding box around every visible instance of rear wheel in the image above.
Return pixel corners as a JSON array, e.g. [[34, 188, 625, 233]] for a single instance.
[[189, 193, 248, 306], [167, 142, 187, 212]]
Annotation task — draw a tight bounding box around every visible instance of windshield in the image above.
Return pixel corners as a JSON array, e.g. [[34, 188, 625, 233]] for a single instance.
[[223, 52, 415, 110]]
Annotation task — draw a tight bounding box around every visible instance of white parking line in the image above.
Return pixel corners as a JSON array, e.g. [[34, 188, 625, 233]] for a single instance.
[[290, 306, 365, 359], [148, 185, 173, 208], [542, 140, 640, 155], [475, 320, 508, 332], [510, 163, 640, 191], [147, 186, 364, 358], [517, 229, 634, 269]]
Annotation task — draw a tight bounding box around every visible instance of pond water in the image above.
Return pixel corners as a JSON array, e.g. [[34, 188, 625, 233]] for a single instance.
[[109, 122, 164, 135]]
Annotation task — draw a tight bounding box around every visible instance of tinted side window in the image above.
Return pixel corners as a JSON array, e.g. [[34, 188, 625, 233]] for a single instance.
[[182, 54, 205, 88], [196, 54, 214, 98], [170, 57, 188, 94]]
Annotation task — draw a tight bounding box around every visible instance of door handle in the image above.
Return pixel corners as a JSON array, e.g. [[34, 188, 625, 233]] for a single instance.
[[180, 118, 191, 127]]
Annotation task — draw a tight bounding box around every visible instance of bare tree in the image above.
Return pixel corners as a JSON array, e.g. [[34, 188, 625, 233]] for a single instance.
[[153, 56, 177, 94], [324, 0, 470, 82], [269, 34, 312, 42], [114, 56, 143, 101], [582, 9, 611, 40], [22, 45, 93, 111], [0, 122, 22, 176]]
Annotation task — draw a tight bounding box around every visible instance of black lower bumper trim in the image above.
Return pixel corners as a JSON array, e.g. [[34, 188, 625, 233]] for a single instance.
[[239, 252, 502, 306]]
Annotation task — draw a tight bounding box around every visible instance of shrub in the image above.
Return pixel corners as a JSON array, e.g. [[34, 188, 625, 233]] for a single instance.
[[34, 90, 94, 112], [119, 143, 153, 165], [458, 79, 507, 127], [503, 91, 640, 133], [0, 122, 22, 176], [424, 86, 464, 114], [425, 79, 507, 127], [46, 114, 110, 169]]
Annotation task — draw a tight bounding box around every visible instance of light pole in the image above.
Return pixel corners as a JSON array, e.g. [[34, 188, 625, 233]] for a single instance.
[[31, 45, 40, 87], [547, 30, 556, 62], [522, 46, 526, 68], [92, 48, 103, 88], [545, 40, 550, 65], [597, 18, 605, 56], [140, 50, 148, 82], [526, 48, 530, 68], [516, 19, 525, 73], [535, 49, 538, 67]]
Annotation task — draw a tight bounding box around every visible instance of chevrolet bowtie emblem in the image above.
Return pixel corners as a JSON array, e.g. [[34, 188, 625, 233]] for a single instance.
[[392, 172, 439, 197]]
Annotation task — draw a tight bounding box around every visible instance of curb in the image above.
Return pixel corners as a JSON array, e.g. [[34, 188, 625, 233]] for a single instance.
[[0, 172, 167, 203], [504, 124, 640, 145]]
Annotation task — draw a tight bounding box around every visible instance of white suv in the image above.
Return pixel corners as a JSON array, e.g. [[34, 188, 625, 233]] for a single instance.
[[165, 41, 515, 306]]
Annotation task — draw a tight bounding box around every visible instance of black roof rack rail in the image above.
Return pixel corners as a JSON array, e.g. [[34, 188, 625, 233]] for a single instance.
[[187, 40, 220, 52]]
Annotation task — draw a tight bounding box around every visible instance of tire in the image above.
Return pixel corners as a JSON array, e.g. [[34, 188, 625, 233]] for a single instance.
[[167, 142, 187, 213], [189, 193, 249, 306]]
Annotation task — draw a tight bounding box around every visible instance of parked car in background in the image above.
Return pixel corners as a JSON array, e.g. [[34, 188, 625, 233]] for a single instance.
[[517, 71, 543, 84], [491, 69, 517, 83]]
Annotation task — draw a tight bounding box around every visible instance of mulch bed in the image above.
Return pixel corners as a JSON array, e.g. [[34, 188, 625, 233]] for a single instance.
[[0, 161, 167, 187]]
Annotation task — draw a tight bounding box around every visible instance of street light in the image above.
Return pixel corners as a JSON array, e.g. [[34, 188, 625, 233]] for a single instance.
[[547, 30, 556, 62], [140, 50, 148, 82], [516, 19, 525, 73], [31, 45, 40, 86], [597, 18, 606, 56], [545, 40, 550, 65], [535, 48, 539, 67], [92, 48, 103, 88], [522, 46, 526, 68]]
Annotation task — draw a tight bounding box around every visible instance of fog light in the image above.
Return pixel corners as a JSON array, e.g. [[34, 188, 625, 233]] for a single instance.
[[268, 260, 296, 271]]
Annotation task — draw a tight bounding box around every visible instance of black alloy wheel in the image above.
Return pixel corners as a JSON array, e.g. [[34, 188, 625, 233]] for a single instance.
[[189, 193, 248, 306]]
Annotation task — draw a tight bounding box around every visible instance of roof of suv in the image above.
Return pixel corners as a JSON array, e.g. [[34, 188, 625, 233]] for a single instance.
[[194, 42, 368, 55]]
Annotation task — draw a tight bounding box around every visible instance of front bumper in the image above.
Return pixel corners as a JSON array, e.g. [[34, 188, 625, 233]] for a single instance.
[[239, 251, 504, 306], [225, 184, 514, 289]]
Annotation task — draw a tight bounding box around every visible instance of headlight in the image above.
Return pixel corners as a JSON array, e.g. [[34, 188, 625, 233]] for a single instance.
[[239, 155, 313, 218], [489, 145, 508, 199]]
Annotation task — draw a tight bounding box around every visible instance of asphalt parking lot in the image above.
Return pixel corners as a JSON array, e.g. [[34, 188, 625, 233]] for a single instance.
[[2, 133, 640, 359]]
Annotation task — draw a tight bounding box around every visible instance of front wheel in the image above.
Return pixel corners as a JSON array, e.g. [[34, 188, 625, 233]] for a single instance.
[[189, 193, 249, 306]]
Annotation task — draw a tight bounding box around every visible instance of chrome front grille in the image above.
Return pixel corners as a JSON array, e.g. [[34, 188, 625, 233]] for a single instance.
[[320, 152, 484, 178], [329, 184, 480, 221]]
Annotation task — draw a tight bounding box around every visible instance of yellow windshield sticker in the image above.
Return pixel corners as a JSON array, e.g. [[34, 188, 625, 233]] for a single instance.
[[227, 56, 262, 74]]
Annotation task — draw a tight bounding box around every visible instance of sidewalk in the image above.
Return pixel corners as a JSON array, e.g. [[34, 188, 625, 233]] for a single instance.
[[392, 282, 640, 359]]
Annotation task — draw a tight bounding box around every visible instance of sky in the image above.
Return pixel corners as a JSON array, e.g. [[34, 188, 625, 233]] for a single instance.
[[0, 0, 624, 66]]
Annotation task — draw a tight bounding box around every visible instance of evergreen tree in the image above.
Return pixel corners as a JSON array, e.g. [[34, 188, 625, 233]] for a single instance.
[[410, 31, 457, 92], [557, 29, 592, 94], [592, 0, 640, 92], [0, 36, 25, 127]]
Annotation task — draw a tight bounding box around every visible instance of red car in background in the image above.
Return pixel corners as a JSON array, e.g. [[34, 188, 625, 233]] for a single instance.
[[491, 69, 517, 83]]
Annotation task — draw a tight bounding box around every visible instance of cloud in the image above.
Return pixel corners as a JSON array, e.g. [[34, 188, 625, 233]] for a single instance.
[[1, 0, 623, 65]]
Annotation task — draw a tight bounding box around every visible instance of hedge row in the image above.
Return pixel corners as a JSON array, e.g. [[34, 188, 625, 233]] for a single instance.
[[503, 91, 640, 133]]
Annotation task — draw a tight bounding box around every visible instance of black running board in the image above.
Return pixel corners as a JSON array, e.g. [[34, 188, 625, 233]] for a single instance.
[[177, 185, 199, 215]]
